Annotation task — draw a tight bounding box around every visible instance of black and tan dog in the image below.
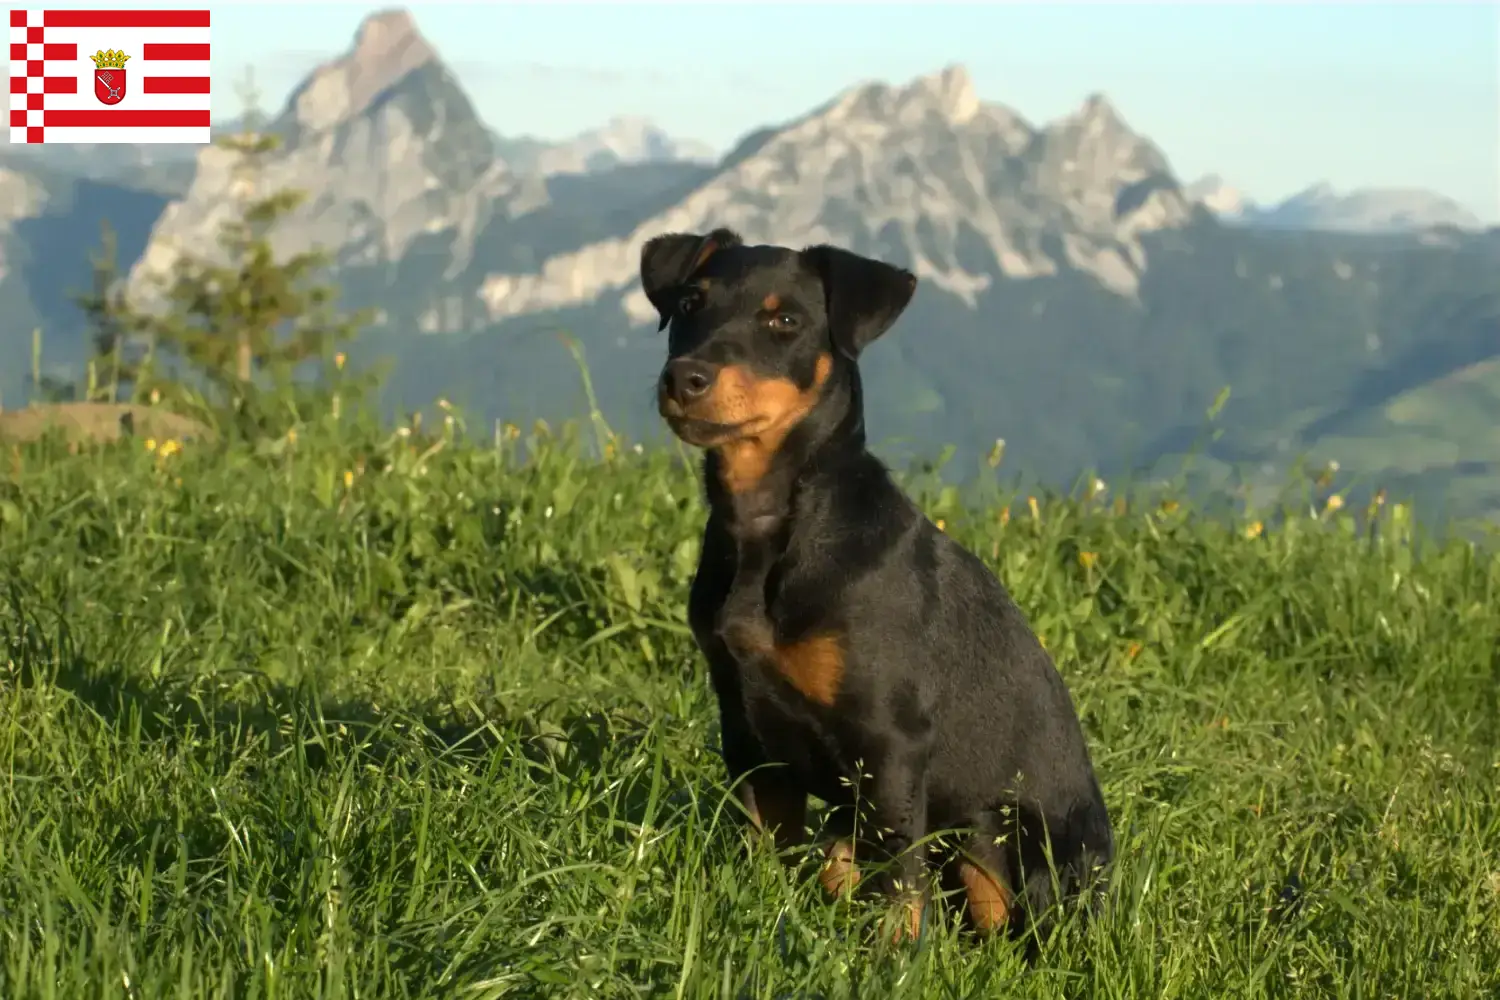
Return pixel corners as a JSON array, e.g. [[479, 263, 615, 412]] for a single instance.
[[642, 228, 1112, 941]]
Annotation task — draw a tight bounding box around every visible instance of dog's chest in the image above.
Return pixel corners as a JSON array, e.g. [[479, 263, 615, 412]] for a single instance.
[[690, 517, 848, 761]]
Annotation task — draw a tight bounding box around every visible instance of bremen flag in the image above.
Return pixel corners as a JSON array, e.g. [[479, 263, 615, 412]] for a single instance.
[[9, 8, 210, 144]]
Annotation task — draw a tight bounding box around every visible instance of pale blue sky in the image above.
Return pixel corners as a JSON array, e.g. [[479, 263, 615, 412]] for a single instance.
[[21, 2, 1500, 218]]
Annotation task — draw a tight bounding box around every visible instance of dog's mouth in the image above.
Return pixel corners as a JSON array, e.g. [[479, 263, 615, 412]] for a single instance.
[[662, 412, 757, 448]]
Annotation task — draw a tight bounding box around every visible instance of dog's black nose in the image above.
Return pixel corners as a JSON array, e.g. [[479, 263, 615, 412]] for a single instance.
[[661, 359, 718, 405]]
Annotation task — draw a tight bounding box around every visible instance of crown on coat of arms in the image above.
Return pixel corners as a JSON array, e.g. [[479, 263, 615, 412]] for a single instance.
[[90, 49, 130, 69]]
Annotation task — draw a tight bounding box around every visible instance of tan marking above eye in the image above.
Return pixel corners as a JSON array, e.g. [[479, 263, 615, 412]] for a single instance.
[[762, 293, 781, 311]]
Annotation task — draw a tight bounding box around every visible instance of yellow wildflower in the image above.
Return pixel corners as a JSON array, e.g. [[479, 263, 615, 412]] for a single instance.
[[143, 438, 157, 452], [1325, 494, 1345, 513], [935, 519, 947, 532], [334, 352, 346, 370], [343, 470, 355, 489], [157, 439, 181, 459], [1244, 520, 1264, 539], [1027, 496, 1040, 521], [1126, 641, 1143, 661], [998, 507, 1011, 528], [1078, 551, 1097, 569]]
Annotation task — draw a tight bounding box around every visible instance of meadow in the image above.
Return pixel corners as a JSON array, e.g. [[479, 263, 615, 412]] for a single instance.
[[1, 412, 1497, 999]]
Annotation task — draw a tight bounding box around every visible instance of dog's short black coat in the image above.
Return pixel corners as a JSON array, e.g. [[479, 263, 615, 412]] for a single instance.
[[641, 228, 1112, 940]]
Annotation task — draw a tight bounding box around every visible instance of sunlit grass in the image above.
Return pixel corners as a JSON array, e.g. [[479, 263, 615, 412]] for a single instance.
[[1, 414, 1497, 998]]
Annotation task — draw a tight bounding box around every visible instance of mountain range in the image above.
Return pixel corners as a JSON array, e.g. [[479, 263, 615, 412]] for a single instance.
[[3, 8, 1497, 520], [1184, 175, 1485, 233]]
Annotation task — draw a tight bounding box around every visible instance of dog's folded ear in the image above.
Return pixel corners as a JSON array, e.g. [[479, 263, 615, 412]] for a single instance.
[[640, 228, 742, 331], [801, 245, 917, 359]]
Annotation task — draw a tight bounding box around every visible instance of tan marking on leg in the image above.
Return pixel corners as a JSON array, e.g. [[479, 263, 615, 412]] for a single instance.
[[958, 859, 1012, 935], [886, 895, 925, 944], [818, 838, 861, 897]]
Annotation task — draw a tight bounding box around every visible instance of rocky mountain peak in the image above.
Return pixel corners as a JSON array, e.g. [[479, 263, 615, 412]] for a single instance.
[[283, 7, 442, 134], [1046, 91, 1149, 156], [1030, 89, 1183, 240], [827, 62, 981, 127], [910, 64, 981, 123], [129, 8, 541, 317], [355, 8, 426, 55], [1074, 92, 1121, 124]]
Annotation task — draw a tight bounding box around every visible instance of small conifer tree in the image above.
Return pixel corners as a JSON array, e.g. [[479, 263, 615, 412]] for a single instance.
[[79, 69, 376, 436]]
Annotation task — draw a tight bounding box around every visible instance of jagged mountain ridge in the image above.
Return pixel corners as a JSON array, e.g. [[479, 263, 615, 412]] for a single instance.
[[8, 8, 1499, 517], [475, 68, 1197, 328], [1187, 175, 1484, 233], [127, 10, 1200, 332]]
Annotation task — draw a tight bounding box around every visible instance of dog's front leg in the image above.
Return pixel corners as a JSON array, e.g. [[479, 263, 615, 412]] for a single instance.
[[869, 752, 932, 943], [716, 530, 811, 860]]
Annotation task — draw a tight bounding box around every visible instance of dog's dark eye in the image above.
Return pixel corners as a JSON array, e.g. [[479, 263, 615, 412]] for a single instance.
[[767, 313, 799, 335], [678, 290, 703, 316]]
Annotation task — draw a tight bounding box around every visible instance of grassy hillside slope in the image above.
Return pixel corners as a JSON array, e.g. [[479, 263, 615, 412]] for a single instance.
[[1, 416, 1496, 997]]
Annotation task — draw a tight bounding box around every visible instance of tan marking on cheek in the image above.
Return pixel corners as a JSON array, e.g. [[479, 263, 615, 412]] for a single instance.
[[693, 364, 758, 427], [714, 378, 799, 493], [712, 353, 836, 494], [958, 860, 1012, 934]]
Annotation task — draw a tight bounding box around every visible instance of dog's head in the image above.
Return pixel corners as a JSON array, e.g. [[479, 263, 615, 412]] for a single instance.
[[641, 228, 916, 465]]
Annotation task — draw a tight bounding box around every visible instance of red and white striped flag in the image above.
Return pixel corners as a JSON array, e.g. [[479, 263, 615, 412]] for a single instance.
[[9, 8, 211, 144]]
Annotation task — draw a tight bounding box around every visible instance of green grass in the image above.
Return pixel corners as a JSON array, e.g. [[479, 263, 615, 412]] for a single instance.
[[1, 414, 1498, 998]]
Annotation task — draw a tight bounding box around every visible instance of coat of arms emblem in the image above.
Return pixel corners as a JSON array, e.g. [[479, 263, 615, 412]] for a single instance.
[[91, 48, 130, 106]]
